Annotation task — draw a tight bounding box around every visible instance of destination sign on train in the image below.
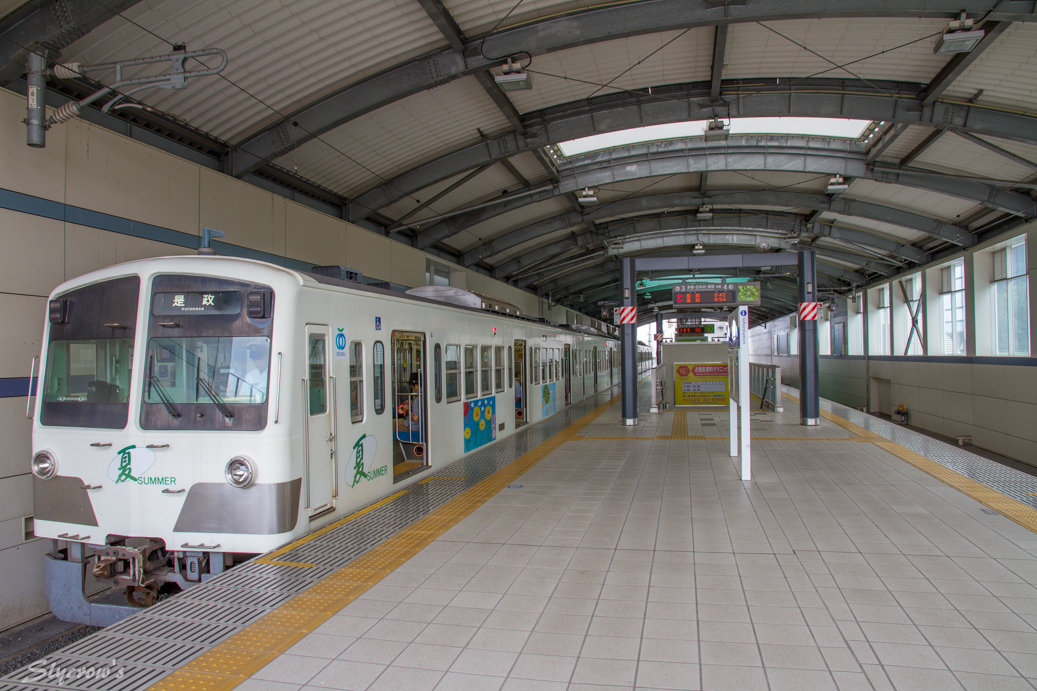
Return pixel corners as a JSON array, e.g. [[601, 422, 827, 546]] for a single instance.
[[672, 282, 761, 307], [152, 291, 242, 315]]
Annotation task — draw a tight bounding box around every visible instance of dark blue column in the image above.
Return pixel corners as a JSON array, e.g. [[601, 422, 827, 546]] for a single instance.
[[621, 257, 637, 425], [798, 250, 820, 425]]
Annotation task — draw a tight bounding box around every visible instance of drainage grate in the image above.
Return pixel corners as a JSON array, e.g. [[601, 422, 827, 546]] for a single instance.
[[106, 617, 236, 646], [138, 600, 267, 627], [5, 659, 166, 690], [57, 635, 203, 669]]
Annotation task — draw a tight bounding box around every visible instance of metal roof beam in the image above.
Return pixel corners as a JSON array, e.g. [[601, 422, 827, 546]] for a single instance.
[[922, 20, 1011, 106], [814, 223, 927, 263], [866, 123, 909, 164], [900, 128, 944, 166], [709, 24, 728, 102], [386, 162, 493, 232], [0, 0, 144, 85], [953, 131, 1037, 172]]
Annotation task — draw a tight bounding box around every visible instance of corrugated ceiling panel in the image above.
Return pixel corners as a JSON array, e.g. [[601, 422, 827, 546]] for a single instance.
[[379, 171, 470, 225], [913, 132, 1037, 182], [61, 0, 447, 142], [870, 125, 936, 162], [843, 179, 980, 224], [490, 227, 581, 264], [508, 152, 554, 185], [704, 170, 830, 192], [387, 165, 523, 226], [823, 212, 929, 244], [942, 22, 1037, 113], [724, 18, 949, 82], [972, 135, 1037, 170], [446, 0, 605, 37], [454, 196, 576, 251], [595, 173, 701, 203], [504, 29, 714, 114], [275, 76, 512, 198]]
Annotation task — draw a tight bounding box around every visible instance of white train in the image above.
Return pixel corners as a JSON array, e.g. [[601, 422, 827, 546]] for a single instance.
[[28, 255, 650, 623]]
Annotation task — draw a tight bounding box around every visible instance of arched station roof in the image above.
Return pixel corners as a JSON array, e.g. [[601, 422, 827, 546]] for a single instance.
[[2, 0, 1036, 320]]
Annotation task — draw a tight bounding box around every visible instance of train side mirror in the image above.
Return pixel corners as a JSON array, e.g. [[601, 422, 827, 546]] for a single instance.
[[49, 299, 68, 324]]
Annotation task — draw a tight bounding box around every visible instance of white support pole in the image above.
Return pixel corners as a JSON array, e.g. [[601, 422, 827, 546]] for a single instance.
[[738, 307, 751, 481], [729, 395, 738, 458]]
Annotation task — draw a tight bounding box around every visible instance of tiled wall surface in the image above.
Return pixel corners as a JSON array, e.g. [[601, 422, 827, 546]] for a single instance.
[[0, 86, 578, 629]]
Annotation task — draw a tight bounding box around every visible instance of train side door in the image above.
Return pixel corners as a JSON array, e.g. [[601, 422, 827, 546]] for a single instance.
[[513, 340, 527, 427], [391, 331, 428, 481], [592, 346, 599, 392], [305, 325, 335, 516], [563, 344, 572, 405]]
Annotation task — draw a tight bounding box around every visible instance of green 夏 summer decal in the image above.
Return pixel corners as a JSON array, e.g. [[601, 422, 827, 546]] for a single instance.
[[737, 284, 760, 303], [106, 446, 176, 486], [349, 434, 386, 487]]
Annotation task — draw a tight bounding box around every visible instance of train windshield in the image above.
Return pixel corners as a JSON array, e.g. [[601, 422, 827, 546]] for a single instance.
[[40, 276, 140, 429], [145, 336, 271, 405], [141, 275, 274, 431]]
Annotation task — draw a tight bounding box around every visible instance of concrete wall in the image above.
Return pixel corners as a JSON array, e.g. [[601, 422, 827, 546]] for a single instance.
[[749, 221, 1037, 468], [661, 342, 730, 408], [0, 86, 586, 629]]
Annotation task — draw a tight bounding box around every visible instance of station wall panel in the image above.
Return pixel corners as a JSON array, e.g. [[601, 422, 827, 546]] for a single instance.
[[0, 92, 66, 202], [0, 208, 63, 296]]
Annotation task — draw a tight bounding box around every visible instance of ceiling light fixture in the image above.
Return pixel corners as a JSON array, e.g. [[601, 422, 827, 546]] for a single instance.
[[696, 206, 713, 220], [692, 244, 706, 255], [826, 175, 849, 194], [577, 187, 598, 205], [703, 118, 729, 142], [934, 13, 985, 54], [494, 56, 533, 91]]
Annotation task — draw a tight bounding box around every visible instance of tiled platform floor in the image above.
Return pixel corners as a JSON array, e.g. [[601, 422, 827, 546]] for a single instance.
[[236, 401, 1037, 691]]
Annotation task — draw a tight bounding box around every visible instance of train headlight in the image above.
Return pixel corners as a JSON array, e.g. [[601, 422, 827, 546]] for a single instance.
[[225, 457, 255, 488], [31, 451, 57, 480]]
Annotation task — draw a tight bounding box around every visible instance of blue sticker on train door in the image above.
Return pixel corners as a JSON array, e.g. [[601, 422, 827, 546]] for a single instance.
[[375, 317, 381, 331], [334, 326, 348, 358]]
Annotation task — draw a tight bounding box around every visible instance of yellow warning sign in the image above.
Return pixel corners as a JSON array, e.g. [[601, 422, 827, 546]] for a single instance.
[[674, 362, 729, 406]]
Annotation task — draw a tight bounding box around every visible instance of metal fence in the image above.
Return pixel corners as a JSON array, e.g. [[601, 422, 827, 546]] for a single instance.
[[749, 363, 783, 412]]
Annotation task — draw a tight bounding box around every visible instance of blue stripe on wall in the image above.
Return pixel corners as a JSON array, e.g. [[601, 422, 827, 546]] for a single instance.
[[820, 354, 1037, 367], [0, 186, 321, 271], [0, 377, 36, 398]]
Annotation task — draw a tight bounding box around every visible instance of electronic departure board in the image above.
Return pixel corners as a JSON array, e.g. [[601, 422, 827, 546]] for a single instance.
[[677, 325, 715, 336], [672, 282, 761, 307]]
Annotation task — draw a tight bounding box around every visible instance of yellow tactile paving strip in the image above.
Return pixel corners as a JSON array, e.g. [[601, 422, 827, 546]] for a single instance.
[[148, 395, 621, 691], [784, 392, 1037, 535]]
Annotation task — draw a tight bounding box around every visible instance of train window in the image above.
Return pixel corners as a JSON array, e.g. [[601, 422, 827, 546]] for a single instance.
[[434, 344, 443, 403], [373, 341, 385, 415], [464, 345, 477, 399], [480, 346, 492, 396], [540, 347, 547, 383], [532, 348, 539, 385], [445, 345, 460, 402], [507, 346, 513, 389], [308, 335, 327, 416], [494, 346, 504, 392], [550, 349, 556, 381], [349, 341, 363, 423], [555, 348, 561, 380]]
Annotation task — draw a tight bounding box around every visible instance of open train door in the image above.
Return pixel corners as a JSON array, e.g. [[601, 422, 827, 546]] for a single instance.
[[305, 325, 336, 517], [514, 340, 527, 427], [392, 331, 428, 481]]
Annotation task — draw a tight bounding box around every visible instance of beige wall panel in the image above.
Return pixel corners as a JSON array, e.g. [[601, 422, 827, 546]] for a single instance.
[[0, 474, 32, 523], [285, 202, 346, 267], [64, 223, 103, 281], [199, 169, 285, 256], [0, 293, 46, 378], [0, 90, 66, 202], [0, 398, 31, 480], [346, 225, 390, 281], [0, 209, 64, 296], [64, 120, 200, 236], [113, 232, 194, 264], [390, 242, 425, 287], [64, 224, 192, 281], [0, 540, 51, 630]]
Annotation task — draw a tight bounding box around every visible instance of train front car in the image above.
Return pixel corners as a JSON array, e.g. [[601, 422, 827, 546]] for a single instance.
[[30, 258, 301, 625]]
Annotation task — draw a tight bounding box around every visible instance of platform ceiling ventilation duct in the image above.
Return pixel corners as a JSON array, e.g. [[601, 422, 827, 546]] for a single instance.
[[25, 45, 228, 148]]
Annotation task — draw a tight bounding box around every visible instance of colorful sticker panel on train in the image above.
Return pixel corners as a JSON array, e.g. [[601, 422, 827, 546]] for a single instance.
[[542, 382, 557, 418], [463, 396, 496, 452]]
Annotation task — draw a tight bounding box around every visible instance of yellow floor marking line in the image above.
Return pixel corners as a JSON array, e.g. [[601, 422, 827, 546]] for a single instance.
[[253, 489, 410, 568], [783, 391, 1037, 534], [149, 395, 621, 691]]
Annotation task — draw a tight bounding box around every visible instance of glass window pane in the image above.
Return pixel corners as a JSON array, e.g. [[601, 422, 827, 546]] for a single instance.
[[48, 338, 135, 404], [465, 345, 477, 398], [1011, 275, 1030, 356], [995, 281, 1010, 356], [349, 341, 363, 422], [481, 346, 491, 395], [446, 344, 460, 402], [308, 335, 326, 416], [373, 341, 384, 415], [434, 343, 442, 403], [507, 346, 513, 388], [494, 346, 504, 392]]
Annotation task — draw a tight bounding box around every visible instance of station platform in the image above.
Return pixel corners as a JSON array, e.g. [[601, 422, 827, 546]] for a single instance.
[[7, 381, 1037, 691]]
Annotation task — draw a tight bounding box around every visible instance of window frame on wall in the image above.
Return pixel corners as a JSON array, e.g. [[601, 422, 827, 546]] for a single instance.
[[898, 275, 924, 356], [349, 341, 364, 423], [480, 345, 492, 396], [373, 341, 385, 415], [940, 260, 966, 356], [993, 236, 1030, 357], [873, 285, 891, 356], [464, 345, 477, 399], [445, 344, 460, 402]]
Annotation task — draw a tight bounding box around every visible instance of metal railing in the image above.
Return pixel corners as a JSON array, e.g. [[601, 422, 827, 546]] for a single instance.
[[749, 363, 783, 412]]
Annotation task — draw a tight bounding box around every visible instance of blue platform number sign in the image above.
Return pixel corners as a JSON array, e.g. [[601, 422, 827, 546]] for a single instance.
[[375, 317, 381, 331], [333, 326, 348, 359]]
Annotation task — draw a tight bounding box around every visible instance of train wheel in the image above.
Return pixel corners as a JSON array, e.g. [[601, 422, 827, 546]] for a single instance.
[[126, 585, 158, 607]]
